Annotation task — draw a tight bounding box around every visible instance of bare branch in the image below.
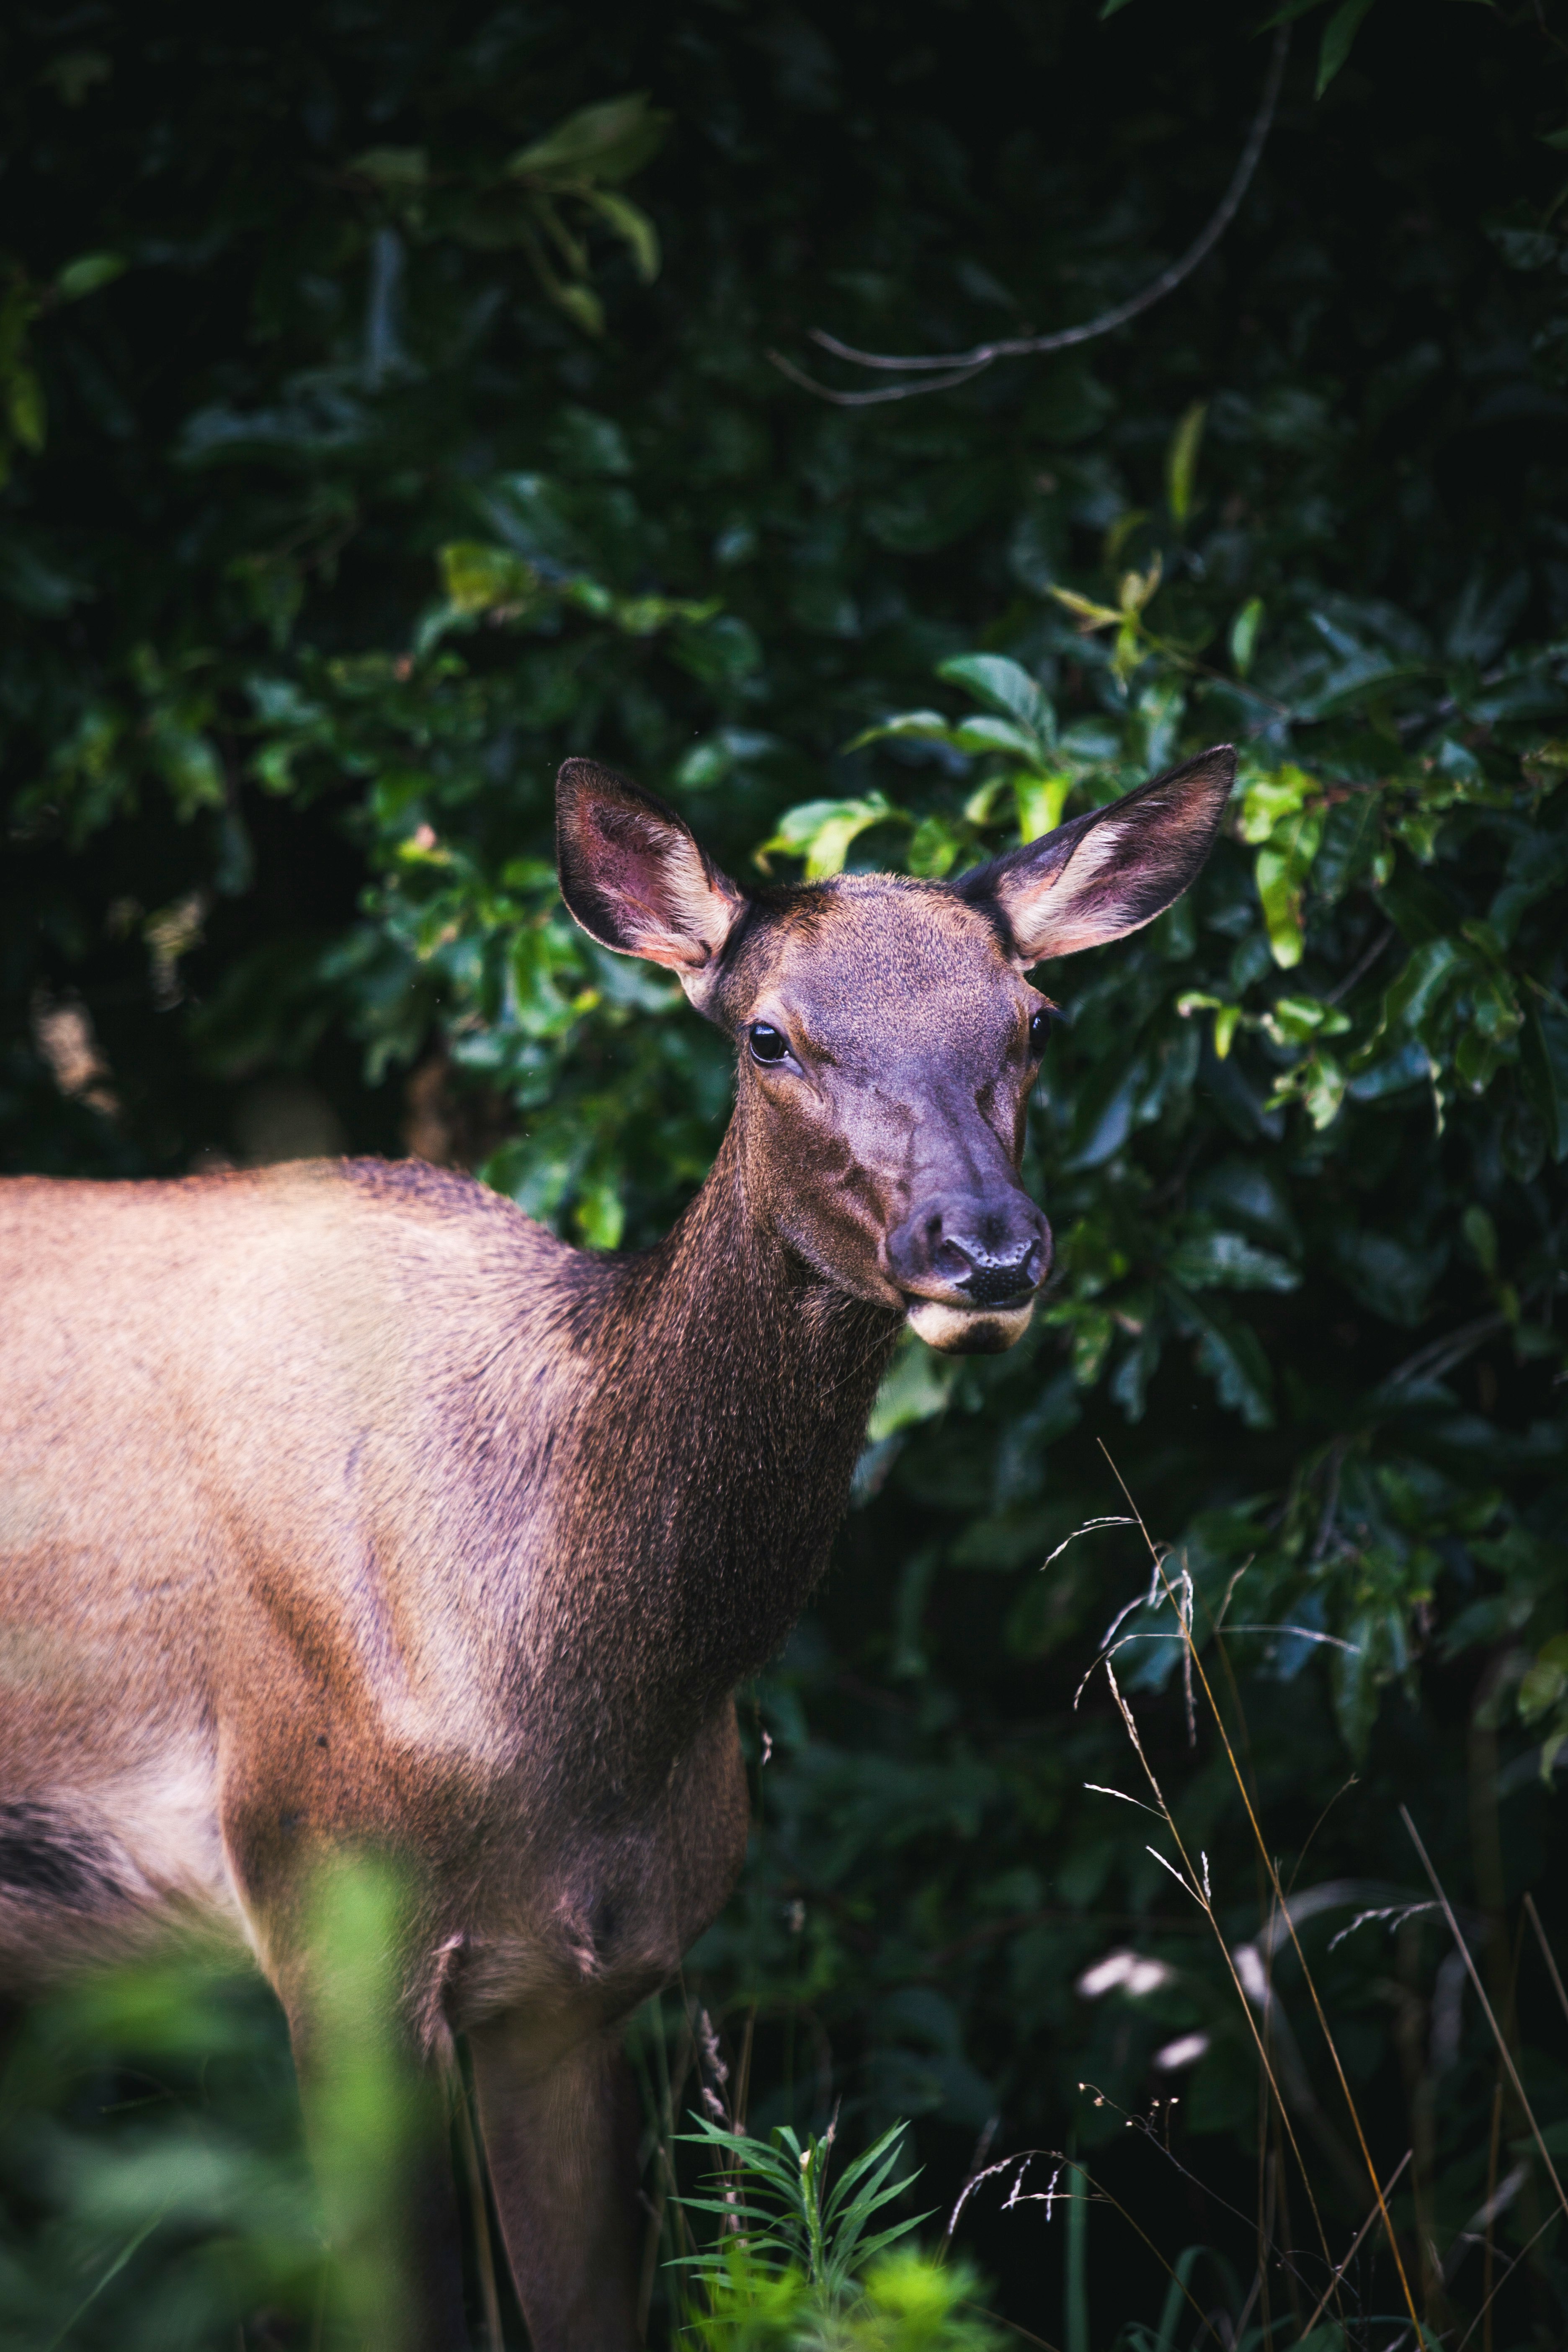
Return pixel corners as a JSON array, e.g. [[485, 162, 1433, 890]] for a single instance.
[[769, 27, 1289, 409]]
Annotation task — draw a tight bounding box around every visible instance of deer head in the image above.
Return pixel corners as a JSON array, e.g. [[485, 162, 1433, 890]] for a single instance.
[[557, 745, 1234, 1354]]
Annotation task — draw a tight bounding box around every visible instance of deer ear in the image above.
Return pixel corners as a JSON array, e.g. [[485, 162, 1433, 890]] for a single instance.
[[556, 758, 748, 1007], [959, 744, 1235, 966]]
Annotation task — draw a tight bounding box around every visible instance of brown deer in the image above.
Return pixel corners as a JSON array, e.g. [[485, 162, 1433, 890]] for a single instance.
[[0, 744, 1232, 2349]]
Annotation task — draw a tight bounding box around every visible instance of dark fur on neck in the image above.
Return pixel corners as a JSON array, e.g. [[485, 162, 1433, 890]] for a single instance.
[[540, 1124, 900, 1793]]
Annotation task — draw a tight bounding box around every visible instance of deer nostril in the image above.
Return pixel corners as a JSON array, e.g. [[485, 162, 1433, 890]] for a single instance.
[[960, 1249, 1041, 1307]]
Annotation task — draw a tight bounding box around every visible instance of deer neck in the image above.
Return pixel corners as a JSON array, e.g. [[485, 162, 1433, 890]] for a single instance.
[[541, 1118, 900, 1772]]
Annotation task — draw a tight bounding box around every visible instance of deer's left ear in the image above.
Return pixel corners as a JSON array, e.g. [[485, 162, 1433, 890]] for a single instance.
[[557, 758, 748, 1011], [959, 744, 1235, 966]]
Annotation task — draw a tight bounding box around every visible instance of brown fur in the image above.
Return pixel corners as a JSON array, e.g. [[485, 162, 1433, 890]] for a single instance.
[[0, 747, 1232, 2349]]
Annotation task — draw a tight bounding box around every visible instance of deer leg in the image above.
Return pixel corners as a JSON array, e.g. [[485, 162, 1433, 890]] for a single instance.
[[469, 2016, 642, 2352]]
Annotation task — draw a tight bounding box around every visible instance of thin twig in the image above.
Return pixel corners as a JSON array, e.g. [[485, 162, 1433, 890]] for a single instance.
[[1454, 2210, 1560, 2352], [1523, 1891, 1568, 2029], [1295, 2150, 1413, 2342], [1400, 1808, 1568, 2223], [769, 29, 1289, 407], [1322, 923, 1394, 1007], [767, 349, 993, 406], [1383, 1310, 1511, 1393]]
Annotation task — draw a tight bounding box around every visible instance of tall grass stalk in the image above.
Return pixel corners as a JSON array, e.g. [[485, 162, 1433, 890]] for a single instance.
[[1083, 1640, 1339, 2308], [1094, 1442, 1425, 2340], [1400, 1806, 1568, 2225], [1293, 2148, 1412, 2342], [1524, 1891, 1568, 2029], [1063, 2156, 1088, 2352]]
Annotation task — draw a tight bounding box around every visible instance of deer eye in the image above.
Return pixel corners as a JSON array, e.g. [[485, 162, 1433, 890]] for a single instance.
[[749, 1022, 790, 1065], [1028, 1006, 1055, 1055]]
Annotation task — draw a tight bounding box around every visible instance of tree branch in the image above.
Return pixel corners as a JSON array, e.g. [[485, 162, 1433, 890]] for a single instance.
[[768, 27, 1289, 409]]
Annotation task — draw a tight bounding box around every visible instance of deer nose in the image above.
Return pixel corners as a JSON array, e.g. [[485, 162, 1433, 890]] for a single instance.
[[885, 1193, 1052, 1307]]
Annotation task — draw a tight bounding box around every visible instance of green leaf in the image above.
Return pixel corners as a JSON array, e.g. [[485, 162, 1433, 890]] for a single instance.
[[1166, 1232, 1300, 1293], [438, 542, 546, 616], [844, 709, 963, 754], [1264, 994, 1351, 1046], [1238, 764, 1314, 846], [1255, 805, 1324, 968], [1522, 998, 1568, 1161], [868, 1336, 958, 1442], [949, 714, 1045, 761], [935, 653, 1055, 742], [506, 94, 669, 187], [581, 187, 660, 281], [151, 725, 225, 818], [1230, 597, 1264, 678], [755, 793, 904, 879], [574, 1170, 624, 1250], [1462, 1203, 1499, 1277], [1165, 400, 1206, 526], [1049, 584, 1122, 631], [552, 281, 605, 338], [1016, 771, 1072, 841], [1317, 0, 1380, 95], [7, 366, 45, 452], [1380, 936, 1467, 1037], [1194, 1314, 1276, 1429], [346, 147, 429, 190], [1299, 1048, 1347, 1128], [53, 252, 126, 302], [907, 812, 965, 877], [1326, 1226, 1448, 1327]]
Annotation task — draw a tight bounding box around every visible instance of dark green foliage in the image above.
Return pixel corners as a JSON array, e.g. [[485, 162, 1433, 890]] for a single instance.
[[3, 1, 1568, 2344]]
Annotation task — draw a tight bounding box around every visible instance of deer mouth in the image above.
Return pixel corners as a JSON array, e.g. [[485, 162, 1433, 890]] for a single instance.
[[903, 1295, 1037, 1355]]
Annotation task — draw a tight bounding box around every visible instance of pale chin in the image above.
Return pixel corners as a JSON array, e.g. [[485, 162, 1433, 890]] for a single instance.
[[905, 1297, 1036, 1356]]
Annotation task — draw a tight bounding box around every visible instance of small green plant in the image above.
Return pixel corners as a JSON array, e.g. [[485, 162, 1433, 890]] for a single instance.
[[671, 2114, 1004, 2352], [676, 2111, 928, 2300]]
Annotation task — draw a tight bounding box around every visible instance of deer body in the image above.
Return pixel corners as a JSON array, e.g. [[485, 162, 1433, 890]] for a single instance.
[[0, 1138, 890, 1998], [0, 749, 1233, 2348]]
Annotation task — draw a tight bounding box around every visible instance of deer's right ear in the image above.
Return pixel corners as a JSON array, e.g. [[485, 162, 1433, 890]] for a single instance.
[[556, 758, 748, 1009]]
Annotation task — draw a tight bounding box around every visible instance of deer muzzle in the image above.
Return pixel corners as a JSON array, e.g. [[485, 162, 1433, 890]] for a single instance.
[[884, 1189, 1052, 1355]]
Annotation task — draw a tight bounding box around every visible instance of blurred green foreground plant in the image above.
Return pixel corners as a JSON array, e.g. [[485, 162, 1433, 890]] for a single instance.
[[0, 1854, 428, 2352]]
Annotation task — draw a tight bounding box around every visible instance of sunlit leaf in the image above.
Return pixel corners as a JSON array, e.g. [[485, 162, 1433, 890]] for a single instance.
[[755, 792, 905, 879]]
